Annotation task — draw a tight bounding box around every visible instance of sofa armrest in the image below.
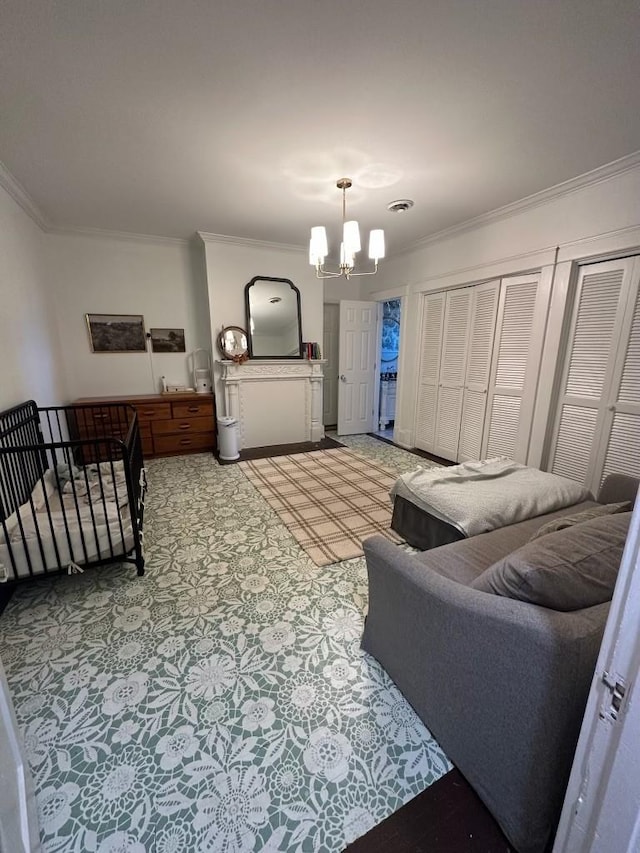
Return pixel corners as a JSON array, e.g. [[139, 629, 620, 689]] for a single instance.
[[597, 473, 639, 507], [361, 535, 608, 853]]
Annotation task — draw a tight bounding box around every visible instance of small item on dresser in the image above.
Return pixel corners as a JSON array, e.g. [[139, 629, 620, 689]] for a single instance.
[[162, 384, 194, 394]]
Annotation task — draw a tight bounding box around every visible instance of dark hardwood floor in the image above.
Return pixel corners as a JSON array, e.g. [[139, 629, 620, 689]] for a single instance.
[[344, 768, 514, 853], [218, 435, 345, 464], [367, 432, 456, 467]]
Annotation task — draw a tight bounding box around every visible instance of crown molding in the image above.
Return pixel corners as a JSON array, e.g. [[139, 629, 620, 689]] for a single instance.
[[46, 224, 191, 247], [404, 149, 640, 255], [197, 231, 305, 254], [0, 160, 49, 230], [409, 245, 558, 293]]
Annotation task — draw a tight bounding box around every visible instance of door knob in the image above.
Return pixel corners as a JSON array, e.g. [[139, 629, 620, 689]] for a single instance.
[[340, 374, 347, 382]]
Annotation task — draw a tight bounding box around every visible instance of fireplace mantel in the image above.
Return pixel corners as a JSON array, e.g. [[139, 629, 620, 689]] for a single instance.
[[219, 359, 326, 449]]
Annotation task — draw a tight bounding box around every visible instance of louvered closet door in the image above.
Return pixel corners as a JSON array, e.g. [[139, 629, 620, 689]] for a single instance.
[[548, 258, 639, 491], [458, 280, 500, 462], [599, 283, 640, 485], [434, 288, 472, 459], [414, 292, 445, 451], [482, 274, 540, 461]]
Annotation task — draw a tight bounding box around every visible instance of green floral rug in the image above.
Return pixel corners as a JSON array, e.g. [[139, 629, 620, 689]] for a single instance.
[[0, 435, 449, 852]]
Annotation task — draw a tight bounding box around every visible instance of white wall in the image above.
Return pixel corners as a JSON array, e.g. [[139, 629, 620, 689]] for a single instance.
[[362, 162, 640, 453], [0, 184, 66, 410], [46, 232, 212, 399], [199, 236, 324, 415]]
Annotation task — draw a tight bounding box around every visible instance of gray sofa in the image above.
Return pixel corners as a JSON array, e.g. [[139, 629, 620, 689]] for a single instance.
[[361, 473, 638, 853]]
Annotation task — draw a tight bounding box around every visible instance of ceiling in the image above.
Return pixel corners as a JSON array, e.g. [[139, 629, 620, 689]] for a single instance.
[[2, 0, 640, 254]]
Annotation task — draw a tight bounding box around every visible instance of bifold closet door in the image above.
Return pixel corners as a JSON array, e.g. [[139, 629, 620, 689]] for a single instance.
[[458, 280, 500, 462], [433, 288, 472, 459], [414, 292, 445, 452], [482, 273, 543, 462], [549, 257, 640, 493]]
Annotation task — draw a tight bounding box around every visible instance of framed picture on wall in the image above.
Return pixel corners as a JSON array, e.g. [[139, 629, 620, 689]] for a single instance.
[[150, 327, 186, 353], [86, 314, 147, 353]]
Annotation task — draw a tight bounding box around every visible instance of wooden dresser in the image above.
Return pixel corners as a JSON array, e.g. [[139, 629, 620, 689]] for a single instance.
[[73, 392, 217, 458]]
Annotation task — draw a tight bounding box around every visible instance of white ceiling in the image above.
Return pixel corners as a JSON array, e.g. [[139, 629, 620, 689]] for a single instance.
[[2, 0, 640, 253]]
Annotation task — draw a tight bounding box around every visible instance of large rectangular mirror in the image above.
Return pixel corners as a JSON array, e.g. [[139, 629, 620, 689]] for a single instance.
[[245, 276, 303, 358]]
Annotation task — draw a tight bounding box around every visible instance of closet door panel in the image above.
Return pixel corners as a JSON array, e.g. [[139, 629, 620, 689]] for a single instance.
[[434, 289, 471, 458], [458, 389, 489, 461], [600, 412, 640, 485], [550, 405, 599, 484], [593, 271, 640, 488], [415, 293, 445, 451], [616, 281, 640, 405], [434, 386, 464, 460], [485, 395, 521, 459], [459, 280, 499, 461], [439, 290, 472, 384], [548, 260, 631, 489], [483, 275, 539, 462]]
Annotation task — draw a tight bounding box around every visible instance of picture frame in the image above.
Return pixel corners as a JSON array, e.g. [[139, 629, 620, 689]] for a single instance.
[[150, 327, 186, 353], [86, 314, 147, 353]]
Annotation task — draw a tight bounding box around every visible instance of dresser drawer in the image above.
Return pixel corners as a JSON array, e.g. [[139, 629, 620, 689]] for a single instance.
[[135, 403, 172, 422], [151, 416, 213, 436], [72, 406, 131, 437], [172, 400, 214, 419], [138, 422, 152, 439], [153, 431, 215, 455], [141, 436, 154, 457]]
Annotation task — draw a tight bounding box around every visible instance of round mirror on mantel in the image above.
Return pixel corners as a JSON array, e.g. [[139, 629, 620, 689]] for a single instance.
[[218, 326, 249, 361]]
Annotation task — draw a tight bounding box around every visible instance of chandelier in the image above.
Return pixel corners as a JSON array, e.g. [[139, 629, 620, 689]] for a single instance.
[[309, 178, 385, 280]]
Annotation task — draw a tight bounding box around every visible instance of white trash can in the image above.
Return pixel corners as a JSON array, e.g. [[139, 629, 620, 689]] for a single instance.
[[217, 415, 239, 461]]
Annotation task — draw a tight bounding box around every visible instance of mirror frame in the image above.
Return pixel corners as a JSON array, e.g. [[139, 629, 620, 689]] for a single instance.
[[244, 276, 303, 359], [217, 325, 249, 360]]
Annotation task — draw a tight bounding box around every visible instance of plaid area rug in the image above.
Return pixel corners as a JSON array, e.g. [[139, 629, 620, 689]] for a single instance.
[[239, 447, 403, 565]]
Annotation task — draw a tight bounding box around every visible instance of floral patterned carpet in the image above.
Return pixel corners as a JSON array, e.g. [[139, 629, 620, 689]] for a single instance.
[[0, 435, 449, 853]]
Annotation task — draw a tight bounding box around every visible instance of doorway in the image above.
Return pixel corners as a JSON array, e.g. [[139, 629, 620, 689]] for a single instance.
[[322, 303, 340, 427], [373, 298, 401, 440]]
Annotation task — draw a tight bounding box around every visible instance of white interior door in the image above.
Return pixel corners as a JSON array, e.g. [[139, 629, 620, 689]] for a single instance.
[[553, 490, 640, 853], [322, 303, 340, 426], [415, 292, 445, 452], [0, 659, 41, 852], [433, 288, 472, 460], [338, 300, 378, 435], [458, 280, 500, 462]]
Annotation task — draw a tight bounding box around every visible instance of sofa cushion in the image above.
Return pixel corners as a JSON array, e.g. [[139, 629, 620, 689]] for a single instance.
[[528, 501, 630, 541], [471, 512, 631, 611]]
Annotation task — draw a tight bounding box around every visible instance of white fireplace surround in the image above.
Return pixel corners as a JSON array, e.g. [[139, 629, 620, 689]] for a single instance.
[[219, 359, 326, 449]]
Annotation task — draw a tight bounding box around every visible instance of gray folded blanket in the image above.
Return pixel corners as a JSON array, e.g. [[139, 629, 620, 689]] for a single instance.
[[391, 457, 592, 536]]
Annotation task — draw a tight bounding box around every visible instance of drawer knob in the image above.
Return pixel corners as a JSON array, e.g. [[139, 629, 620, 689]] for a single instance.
[[188, 407, 199, 413], [142, 410, 156, 416], [178, 423, 191, 430], [180, 438, 192, 445]]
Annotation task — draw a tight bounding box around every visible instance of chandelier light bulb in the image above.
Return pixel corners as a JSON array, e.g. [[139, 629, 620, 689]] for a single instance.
[[368, 229, 385, 262], [343, 220, 361, 257], [310, 226, 328, 262]]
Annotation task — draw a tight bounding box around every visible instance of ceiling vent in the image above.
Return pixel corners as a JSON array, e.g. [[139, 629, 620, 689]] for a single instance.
[[387, 199, 414, 213]]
